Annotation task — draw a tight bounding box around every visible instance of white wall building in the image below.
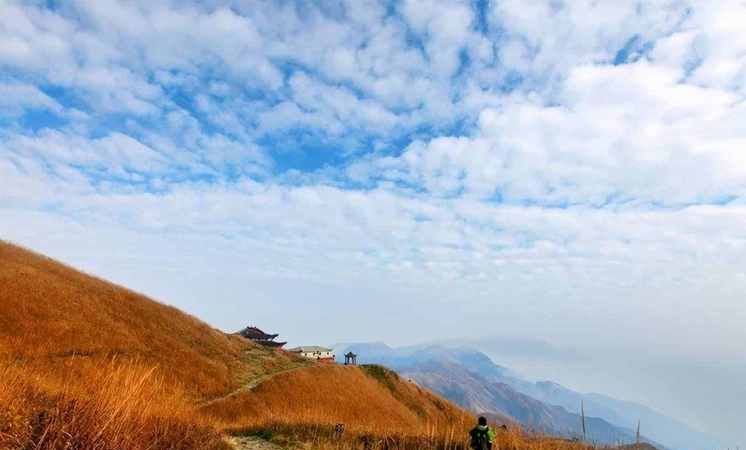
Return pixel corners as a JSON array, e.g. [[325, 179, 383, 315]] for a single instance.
[[287, 346, 335, 361]]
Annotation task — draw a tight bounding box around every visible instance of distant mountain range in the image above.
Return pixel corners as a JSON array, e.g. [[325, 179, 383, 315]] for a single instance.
[[403, 359, 643, 444], [334, 342, 720, 450]]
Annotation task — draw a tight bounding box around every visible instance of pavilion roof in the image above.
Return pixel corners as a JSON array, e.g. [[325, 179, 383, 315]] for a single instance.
[[238, 326, 279, 340]]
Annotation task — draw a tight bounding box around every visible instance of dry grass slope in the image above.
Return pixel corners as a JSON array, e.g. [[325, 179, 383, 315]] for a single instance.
[[1, 240, 261, 398], [0, 241, 303, 450], [204, 364, 473, 436], [0, 241, 613, 450]]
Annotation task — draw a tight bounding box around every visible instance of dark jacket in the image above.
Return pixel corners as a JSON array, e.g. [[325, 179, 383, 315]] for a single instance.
[[469, 425, 495, 450]]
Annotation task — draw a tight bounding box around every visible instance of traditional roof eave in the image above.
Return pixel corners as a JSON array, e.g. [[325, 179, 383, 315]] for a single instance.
[[238, 326, 279, 340]]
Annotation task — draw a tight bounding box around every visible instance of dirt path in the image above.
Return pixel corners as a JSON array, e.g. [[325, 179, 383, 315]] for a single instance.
[[226, 436, 285, 450], [200, 364, 310, 408], [243, 364, 308, 390]]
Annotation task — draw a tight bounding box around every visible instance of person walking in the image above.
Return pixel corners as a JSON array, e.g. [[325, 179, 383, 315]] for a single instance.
[[469, 416, 496, 450]]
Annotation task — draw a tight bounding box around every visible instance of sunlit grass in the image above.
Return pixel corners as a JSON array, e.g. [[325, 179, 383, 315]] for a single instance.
[[0, 359, 228, 450], [0, 241, 616, 450]]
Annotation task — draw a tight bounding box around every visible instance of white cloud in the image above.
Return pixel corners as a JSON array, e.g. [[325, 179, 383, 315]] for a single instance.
[[366, 59, 746, 206], [4, 172, 746, 356], [286, 72, 400, 134], [400, 0, 476, 77], [489, 0, 689, 78], [2, 129, 169, 179], [683, 1, 746, 92], [0, 81, 63, 116]]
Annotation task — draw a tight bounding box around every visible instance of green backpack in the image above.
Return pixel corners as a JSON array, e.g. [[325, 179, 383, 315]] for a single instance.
[[470, 427, 490, 450]]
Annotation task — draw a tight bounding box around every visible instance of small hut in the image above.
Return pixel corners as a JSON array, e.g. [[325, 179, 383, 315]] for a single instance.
[[344, 351, 357, 365], [288, 346, 335, 362]]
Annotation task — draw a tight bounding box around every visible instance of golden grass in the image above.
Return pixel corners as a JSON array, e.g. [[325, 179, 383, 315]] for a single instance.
[[0, 241, 606, 450], [0, 241, 256, 449], [0, 241, 253, 399], [205, 364, 599, 450], [204, 364, 473, 436], [0, 358, 230, 450]]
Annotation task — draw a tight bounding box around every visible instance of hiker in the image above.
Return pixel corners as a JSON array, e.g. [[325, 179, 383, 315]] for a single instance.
[[469, 416, 496, 450]]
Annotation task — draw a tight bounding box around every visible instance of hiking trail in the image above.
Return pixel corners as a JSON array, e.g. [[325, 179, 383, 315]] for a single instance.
[[227, 436, 285, 450], [200, 364, 310, 408]]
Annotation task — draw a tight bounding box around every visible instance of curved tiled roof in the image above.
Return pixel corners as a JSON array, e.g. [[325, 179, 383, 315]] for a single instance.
[[238, 326, 279, 340]]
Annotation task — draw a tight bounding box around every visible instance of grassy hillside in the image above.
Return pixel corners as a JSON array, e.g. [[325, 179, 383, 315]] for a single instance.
[[205, 364, 472, 435], [0, 241, 610, 450], [0, 241, 307, 399], [0, 242, 473, 450], [0, 241, 315, 449]]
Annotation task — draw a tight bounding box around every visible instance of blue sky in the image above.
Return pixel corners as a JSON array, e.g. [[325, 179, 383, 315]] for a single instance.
[[2, 0, 746, 446]]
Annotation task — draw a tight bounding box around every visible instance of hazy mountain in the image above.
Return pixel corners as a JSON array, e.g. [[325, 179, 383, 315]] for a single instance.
[[403, 360, 642, 444], [582, 392, 721, 450], [336, 342, 718, 450], [445, 337, 721, 450], [475, 361, 721, 450], [334, 343, 641, 444], [335, 342, 513, 377]]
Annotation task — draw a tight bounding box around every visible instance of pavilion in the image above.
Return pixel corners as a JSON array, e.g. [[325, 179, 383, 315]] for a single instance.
[[237, 326, 286, 348]]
